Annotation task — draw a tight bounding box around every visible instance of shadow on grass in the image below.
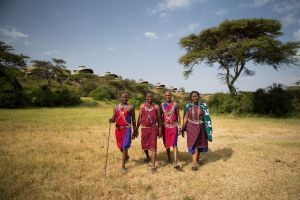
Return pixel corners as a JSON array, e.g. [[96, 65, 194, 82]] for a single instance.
[[131, 147, 233, 171]]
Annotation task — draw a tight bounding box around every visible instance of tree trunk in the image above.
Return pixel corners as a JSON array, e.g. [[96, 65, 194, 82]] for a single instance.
[[228, 83, 237, 96]]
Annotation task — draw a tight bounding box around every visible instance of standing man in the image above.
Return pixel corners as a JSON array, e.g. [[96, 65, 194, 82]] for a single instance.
[[160, 91, 181, 169], [109, 92, 136, 174], [133, 92, 162, 173]]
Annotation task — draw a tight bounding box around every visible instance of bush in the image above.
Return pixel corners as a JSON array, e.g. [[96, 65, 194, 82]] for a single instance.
[[128, 93, 145, 108], [32, 85, 57, 107], [32, 85, 80, 107], [0, 69, 29, 108], [253, 84, 293, 116], [55, 89, 81, 106], [89, 86, 112, 101], [208, 92, 254, 114]]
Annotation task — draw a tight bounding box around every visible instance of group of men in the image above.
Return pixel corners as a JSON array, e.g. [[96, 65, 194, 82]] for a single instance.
[[108, 90, 212, 174]]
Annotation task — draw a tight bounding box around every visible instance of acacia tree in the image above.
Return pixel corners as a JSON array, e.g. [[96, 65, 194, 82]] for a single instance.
[[31, 60, 54, 87], [0, 41, 29, 70], [179, 19, 300, 95], [0, 41, 29, 107], [31, 58, 69, 88], [52, 58, 68, 89]]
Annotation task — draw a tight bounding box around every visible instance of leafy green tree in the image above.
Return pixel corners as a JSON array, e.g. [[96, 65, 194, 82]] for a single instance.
[[179, 19, 300, 95], [31, 58, 69, 88], [52, 58, 68, 90], [0, 41, 29, 70], [31, 60, 54, 87], [0, 41, 29, 107]]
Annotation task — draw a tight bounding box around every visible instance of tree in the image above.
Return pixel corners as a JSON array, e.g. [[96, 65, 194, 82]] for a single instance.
[[52, 58, 68, 90], [31, 60, 54, 87], [31, 58, 69, 88], [0, 41, 29, 107], [179, 19, 300, 95], [0, 41, 29, 70]]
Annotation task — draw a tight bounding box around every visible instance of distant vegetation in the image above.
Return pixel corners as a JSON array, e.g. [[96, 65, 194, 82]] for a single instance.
[[1, 41, 299, 117]]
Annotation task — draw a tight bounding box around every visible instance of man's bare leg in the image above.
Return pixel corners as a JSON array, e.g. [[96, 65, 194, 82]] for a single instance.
[[166, 148, 171, 163], [150, 150, 157, 173], [121, 150, 128, 173]]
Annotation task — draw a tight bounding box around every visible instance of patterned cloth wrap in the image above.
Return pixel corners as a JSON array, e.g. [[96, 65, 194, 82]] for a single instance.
[[161, 101, 178, 148], [115, 104, 132, 151], [140, 103, 158, 151]]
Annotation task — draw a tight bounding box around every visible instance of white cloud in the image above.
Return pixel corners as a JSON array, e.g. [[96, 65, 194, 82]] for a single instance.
[[144, 32, 158, 39], [214, 9, 228, 16], [294, 29, 300, 41], [273, 0, 300, 13], [43, 50, 60, 55], [106, 46, 116, 51], [165, 0, 191, 10], [254, 0, 271, 7], [149, 0, 193, 15], [166, 22, 200, 39], [0, 25, 28, 39], [24, 41, 31, 46], [281, 12, 298, 26]]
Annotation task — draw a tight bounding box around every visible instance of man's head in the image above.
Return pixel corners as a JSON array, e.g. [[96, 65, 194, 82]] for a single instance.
[[164, 90, 172, 103], [120, 92, 129, 104], [146, 92, 154, 104]]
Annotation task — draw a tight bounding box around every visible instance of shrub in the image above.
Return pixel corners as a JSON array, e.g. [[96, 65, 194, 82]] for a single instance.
[[89, 86, 112, 101], [128, 93, 145, 108], [32, 85, 57, 107], [208, 92, 254, 114], [0, 71, 29, 108], [253, 84, 293, 116], [55, 89, 81, 106], [32, 86, 80, 107]]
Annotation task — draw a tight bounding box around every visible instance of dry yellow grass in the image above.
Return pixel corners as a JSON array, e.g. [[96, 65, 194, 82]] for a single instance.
[[0, 104, 299, 200]]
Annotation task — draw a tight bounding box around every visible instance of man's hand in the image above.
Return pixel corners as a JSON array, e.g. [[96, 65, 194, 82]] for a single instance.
[[132, 130, 138, 139], [181, 129, 185, 138]]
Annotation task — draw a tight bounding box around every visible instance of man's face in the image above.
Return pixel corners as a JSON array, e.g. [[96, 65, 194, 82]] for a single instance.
[[146, 94, 153, 104], [121, 93, 128, 104], [164, 92, 172, 102]]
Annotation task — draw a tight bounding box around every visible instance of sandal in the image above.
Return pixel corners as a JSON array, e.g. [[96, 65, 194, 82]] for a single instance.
[[192, 166, 197, 171], [121, 168, 128, 174], [144, 157, 150, 163], [151, 167, 157, 174], [174, 163, 180, 170]]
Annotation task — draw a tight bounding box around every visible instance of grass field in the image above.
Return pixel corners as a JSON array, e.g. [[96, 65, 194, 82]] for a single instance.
[[0, 103, 300, 200]]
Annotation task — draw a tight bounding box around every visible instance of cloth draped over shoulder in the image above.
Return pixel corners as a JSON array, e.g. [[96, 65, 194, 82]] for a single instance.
[[161, 101, 178, 148], [140, 103, 158, 151], [184, 102, 212, 142]]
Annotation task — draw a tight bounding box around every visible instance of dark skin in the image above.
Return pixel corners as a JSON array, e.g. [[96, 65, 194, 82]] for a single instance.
[[160, 91, 181, 166], [109, 93, 136, 172], [133, 93, 162, 170], [182, 92, 202, 168]]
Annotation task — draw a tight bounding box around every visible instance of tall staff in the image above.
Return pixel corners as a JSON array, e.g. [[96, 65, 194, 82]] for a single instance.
[[104, 122, 111, 175]]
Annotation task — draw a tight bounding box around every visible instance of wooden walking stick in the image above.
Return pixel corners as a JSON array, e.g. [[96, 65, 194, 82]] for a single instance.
[[104, 122, 112, 175]]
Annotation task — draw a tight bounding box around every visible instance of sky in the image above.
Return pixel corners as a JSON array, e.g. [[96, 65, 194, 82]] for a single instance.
[[1, 0, 300, 93]]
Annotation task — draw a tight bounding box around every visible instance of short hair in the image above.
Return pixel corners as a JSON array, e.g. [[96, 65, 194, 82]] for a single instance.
[[146, 92, 153, 97], [165, 90, 172, 95], [120, 91, 129, 97], [189, 91, 200, 98]]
